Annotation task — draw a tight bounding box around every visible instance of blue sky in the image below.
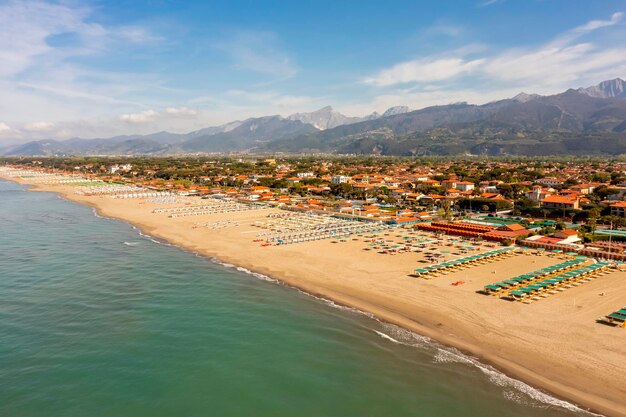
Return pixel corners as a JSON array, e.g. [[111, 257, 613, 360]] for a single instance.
[[1, 0, 625, 142]]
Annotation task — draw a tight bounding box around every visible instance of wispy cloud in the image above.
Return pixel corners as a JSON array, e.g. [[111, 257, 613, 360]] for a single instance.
[[214, 30, 298, 78], [478, 0, 505, 7], [225, 89, 315, 107], [552, 11, 623, 46], [0, 1, 159, 79], [352, 12, 626, 115], [24, 121, 54, 131], [120, 107, 199, 123], [164, 107, 198, 117], [363, 58, 484, 86], [0, 0, 164, 132], [364, 12, 625, 91], [120, 110, 158, 123]]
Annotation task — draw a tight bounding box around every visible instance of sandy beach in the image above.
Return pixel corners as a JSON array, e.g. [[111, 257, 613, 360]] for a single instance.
[[4, 176, 626, 417]]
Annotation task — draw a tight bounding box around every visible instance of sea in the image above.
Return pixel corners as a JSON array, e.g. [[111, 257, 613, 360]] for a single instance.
[[0, 179, 597, 417]]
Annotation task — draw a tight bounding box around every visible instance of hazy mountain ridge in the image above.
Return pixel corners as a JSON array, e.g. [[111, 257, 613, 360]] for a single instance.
[[3, 78, 626, 156], [265, 78, 626, 155], [180, 116, 318, 152]]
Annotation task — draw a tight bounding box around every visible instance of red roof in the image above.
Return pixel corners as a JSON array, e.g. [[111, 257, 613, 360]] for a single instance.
[[542, 195, 577, 204], [500, 223, 527, 231], [556, 229, 578, 236]]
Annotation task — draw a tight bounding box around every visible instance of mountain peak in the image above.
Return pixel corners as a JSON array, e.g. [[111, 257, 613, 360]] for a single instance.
[[577, 78, 626, 99], [382, 106, 411, 117], [513, 92, 541, 103], [288, 106, 370, 130]]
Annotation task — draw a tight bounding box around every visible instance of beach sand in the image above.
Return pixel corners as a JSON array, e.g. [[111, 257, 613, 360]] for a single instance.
[[6, 177, 626, 417]]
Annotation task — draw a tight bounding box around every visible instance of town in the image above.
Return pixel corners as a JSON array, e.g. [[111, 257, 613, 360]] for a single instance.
[[3, 156, 626, 253]]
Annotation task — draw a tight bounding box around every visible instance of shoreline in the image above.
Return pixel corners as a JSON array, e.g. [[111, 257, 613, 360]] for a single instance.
[[4, 176, 625, 417]]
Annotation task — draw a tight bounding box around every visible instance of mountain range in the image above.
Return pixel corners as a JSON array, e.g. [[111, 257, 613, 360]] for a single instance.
[[3, 78, 626, 157]]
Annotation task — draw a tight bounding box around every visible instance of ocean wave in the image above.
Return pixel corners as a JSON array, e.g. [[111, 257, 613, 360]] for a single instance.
[[123, 241, 140, 246], [134, 229, 174, 247], [374, 324, 599, 415], [422, 336, 601, 417], [374, 330, 401, 344], [92, 208, 104, 218]]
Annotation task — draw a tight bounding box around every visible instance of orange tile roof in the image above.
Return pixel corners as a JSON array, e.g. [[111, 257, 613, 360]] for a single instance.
[[542, 195, 577, 204], [556, 229, 578, 236]]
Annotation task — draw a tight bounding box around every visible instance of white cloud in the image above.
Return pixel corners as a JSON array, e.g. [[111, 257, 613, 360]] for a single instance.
[[343, 12, 626, 117], [214, 31, 298, 78], [0, 0, 163, 134], [120, 110, 158, 123], [164, 107, 198, 117], [120, 107, 202, 123], [574, 12, 623, 34], [550, 11, 623, 47], [364, 58, 484, 86], [483, 43, 626, 87], [0, 122, 11, 133], [25, 121, 54, 131], [0, 1, 157, 79], [481, 12, 625, 88], [363, 12, 626, 94]]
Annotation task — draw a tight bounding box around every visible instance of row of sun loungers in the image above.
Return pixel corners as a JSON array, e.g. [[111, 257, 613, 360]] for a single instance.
[[261, 223, 389, 245], [413, 247, 518, 279], [598, 306, 626, 327], [256, 212, 390, 245], [111, 191, 174, 199], [505, 262, 611, 303], [0, 168, 99, 184], [483, 258, 588, 295], [153, 199, 266, 213], [40, 178, 102, 184], [167, 202, 268, 217], [74, 184, 145, 196], [146, 196, 179, 204], [0, 168, 64, 179]]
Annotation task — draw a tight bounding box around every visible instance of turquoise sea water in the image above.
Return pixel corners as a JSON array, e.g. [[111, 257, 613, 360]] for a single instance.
[[0, 179, 594, 417]]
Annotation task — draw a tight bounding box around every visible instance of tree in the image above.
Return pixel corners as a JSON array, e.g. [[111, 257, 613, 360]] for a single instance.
[[592, 185, 619, 201], [439, 199, 452, 221], [587, 207, 601, 234]]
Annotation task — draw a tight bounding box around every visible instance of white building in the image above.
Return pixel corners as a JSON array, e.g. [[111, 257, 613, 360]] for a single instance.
[[108, 164, 132, 174], [536, 178, 566, 187], [331, 175, 351, 184], [525, 185, 552, 202], [455, 181, 475, 192]]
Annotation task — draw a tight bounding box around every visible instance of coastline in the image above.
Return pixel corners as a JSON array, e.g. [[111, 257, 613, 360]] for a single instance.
[[4, 176, 626, 417]]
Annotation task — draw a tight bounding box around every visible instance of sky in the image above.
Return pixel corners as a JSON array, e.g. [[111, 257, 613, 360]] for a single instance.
[[1, 0, 626, 143]]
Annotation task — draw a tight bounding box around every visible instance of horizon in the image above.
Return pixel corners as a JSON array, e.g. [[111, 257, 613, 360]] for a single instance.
[[1, 0, 626, 143]]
